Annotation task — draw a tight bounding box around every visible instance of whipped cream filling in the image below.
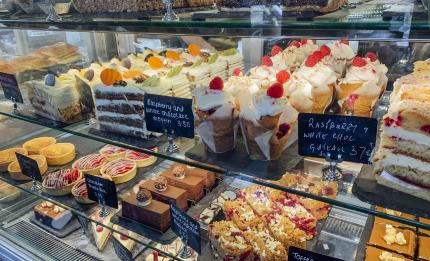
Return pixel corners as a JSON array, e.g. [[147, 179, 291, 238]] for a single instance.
[[296, 63, 337, 89], [342, 63, 379, 84], [383, 125, 430, 147], [378, 151, 430, 173], [380, 171, 430, 192]]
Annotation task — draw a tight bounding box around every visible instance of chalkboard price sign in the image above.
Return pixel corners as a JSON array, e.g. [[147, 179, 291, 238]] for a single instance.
[[289, 246, 344, 261], [84, 174, 118, 209], [144, 94, 194, 138], [15, 153, 42, 182], [0, 72, 23, 103], [298, 113, 377, 164], [170, 204, 201, 254]]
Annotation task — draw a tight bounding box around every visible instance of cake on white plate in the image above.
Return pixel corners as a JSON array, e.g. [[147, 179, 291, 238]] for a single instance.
[[373, 65, 430, 201]]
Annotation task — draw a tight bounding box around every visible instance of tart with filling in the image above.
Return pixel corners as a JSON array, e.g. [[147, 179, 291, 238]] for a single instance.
[[100, 158, 137, 184], [71, 179, 95, 204], [124, 148, 157, 168], [23, 137, 56, 155], [72, 154, 107, 176], [99, 145, 127, 161], [40, 143, 76, 166], [43, 168, 82, 196]]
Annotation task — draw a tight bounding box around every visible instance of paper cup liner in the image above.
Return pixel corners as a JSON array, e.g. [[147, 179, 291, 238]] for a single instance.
[[196, 115, 239, 154]]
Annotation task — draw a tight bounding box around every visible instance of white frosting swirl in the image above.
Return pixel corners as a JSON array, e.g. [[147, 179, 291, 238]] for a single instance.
[[284, 75, 314, 112], [194, 85, 235, 112], [342, 62, 379, 84], [296, 62, 337, 90], [328, 41, 355, 60]]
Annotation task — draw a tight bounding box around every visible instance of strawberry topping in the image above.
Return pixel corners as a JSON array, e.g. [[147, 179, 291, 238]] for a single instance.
[[312, 51, 324, 61], [340, 40, 349, 45], [305, 54, 319, 67], [384, 117, 395, 127], [266, 82, 284, 99], [365, 52, 378, 62], [300, 39, 308, 45], [289, 40, 301, 48], [420, 125, 430, 135], [96, 225, 103, 232], [276, 70, 290, 84], [351, 57, 367, 67], [261, 55, 273, 66], [271, 45, 283, 56], [320, 45, 331, 56], [232, 68, 243, 76], [209, 76, 223, 90]]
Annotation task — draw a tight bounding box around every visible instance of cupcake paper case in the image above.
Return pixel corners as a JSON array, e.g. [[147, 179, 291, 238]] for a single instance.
[[240, 83, 298, 161], [194, 76, 239, 153]]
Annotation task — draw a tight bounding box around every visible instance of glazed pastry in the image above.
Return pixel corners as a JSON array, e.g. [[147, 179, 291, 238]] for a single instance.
[[124, 148, 157, 168], [40, 143, 75, 166], [194, 76, 239, 153], [23, 137, 56, 155], [99, 145, 127, 161], [0, 148, 28, 171], [136, 188, 152, 206], [154, 176, 168, 192], [8, 155, 48, 181], [100, 159, 137, 184], [43, 168, 81, 196], [71, 179, 95, 204], [240, 83, 298, 160], [172, 165, 186, 179], [72, 154, 107, 176], [336, 56, 386, 117]]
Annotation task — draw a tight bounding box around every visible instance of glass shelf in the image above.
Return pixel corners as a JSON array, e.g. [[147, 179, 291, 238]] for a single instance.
[[0, 1, 429, 38], [1, 103, 429, 234]]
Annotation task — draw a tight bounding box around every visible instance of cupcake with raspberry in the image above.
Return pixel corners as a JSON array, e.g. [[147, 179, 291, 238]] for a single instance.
[[249, 55, 279, 88], [283, 72, 315, 113], [364, 52, 388, 93], [240, 83, 298, 161], [194, 76, 239, 153], [283, 39, 318, 70], [296, 50, 337, 113], [336, 56, 383, 117]]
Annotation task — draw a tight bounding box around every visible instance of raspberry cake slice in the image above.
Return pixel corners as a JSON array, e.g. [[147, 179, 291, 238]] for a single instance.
[[239, 185, 274, 216], [223, 199, 261, 230]]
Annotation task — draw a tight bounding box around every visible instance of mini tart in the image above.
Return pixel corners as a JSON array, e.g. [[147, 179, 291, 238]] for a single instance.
[[42, 168, 82, 196], [8, 155, 48, 181], [124, 148, 157, 168], [40, 143, 76, 166], [23, 137, 56, 155], [99, 145, 127, 161], [0, 147, 28, 171], [72, 154, 107, 176], [112, 225, 137, 251], [71, 179, 95, 204], [100, 159, 136, 184]]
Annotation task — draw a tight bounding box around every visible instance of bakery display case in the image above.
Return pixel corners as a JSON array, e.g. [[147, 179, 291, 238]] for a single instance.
[[0, 0, 430, 260]]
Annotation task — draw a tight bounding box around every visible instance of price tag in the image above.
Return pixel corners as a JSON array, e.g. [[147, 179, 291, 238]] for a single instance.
[[84, 174, 118, 209], [144, 94, 194, 138], [113, 237, 133, 261], [0, 72, 23, 103], [170, 204, 201, 254], [298, 113, 377, 164], [289, 246, 344, 261], [15, 153, 42, 182]]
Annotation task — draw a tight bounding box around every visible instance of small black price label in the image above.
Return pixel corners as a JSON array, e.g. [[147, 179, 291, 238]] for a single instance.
[[289, 246, 344, 261], [84, 174, 118, 209], [15, 153, 42, 182], [170, 204, 201, 254], [298, 113, 377, 164], [0, 72, 23, 103], [144, 94, 194, 138], [113, 236, 133, 261]]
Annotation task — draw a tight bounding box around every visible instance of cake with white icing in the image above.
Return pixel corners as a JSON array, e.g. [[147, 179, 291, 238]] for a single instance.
[[373, 67, 430, 201]]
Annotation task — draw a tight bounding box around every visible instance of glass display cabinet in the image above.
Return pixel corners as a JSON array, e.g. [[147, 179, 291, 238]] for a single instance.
[[0, 0, 429, 260]]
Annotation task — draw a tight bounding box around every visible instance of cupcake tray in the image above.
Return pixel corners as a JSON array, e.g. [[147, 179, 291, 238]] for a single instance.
[[352, 164, 430, 219], [185, 139, 302, 181], [29, 214, 81, 238]]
